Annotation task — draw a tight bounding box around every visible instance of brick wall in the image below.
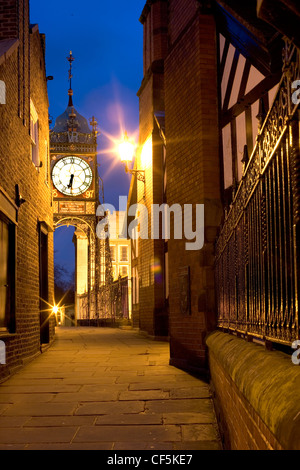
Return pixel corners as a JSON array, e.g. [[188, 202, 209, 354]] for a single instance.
[[136, 0, 168, 336], [0, 0, 18, 40], [165, 5, 222, 370], [168, 0, 198, 44], [0, 1, 54, 381], [141, 0, 168, 74], [136, 0, 222, 344]]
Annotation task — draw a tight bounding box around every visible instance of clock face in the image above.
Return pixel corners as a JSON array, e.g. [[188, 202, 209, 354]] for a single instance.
[[52, 156, 93, 196]]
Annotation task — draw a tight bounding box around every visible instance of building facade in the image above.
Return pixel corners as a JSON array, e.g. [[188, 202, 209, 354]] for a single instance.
[[108, 211, 131, 282], [108, 210, 132, 320], [133, 0, 300, 449], [0, 0, 54, 381], [134, 0, 222, 353], [128, 0, 169, 337]]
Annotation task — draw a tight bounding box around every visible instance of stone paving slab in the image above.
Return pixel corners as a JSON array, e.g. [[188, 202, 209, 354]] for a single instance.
[[73, 424, 182, 443], [51, 391, 120, 402], [25, 442, 114, 450], [145, 399, 215, 414], [118, 390, 170, 401], [75, 400, 146, 415], [128, 380, 204, 390], [0, 416, 29, 427], [2, 402, 77, 416], [23, 416, 95, 427], [162, 412, 217, 424], [0, 384, 81, 393], [169, 387, 211, 399], [0, 426, 78, 443], [95, 414, 163, 426], [0, 393, 55, 403], [0, 327, 222, 450]]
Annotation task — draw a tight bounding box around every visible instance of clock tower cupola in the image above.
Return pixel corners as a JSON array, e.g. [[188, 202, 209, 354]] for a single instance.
[[50, 52, 101, 323]]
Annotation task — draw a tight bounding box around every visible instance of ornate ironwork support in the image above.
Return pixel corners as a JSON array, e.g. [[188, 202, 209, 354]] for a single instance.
[[216, 40, 300, 345]]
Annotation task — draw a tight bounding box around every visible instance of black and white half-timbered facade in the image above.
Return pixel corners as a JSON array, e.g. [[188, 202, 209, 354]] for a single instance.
[[215, 1, 284, 206]]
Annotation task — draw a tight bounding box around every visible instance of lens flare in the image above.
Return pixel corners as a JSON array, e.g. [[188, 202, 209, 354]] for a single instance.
[[39, 288, 75, 328], [93, 94, 139, 181], [151, 258, 163, 283], [118, 131, 135, 163], [52, 305, 59, 315]]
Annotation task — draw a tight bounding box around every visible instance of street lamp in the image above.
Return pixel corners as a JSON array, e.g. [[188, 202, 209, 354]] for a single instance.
[[52, 305, 59, 315], [119, 132, 145, 183]]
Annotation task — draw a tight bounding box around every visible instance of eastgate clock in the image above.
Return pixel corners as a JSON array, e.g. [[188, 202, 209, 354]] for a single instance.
[[52, 156, 93, 196]]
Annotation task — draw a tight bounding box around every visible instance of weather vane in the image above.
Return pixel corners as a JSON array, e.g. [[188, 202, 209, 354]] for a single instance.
[[67, 51, 75, 88], [67, 51, 75, 106]]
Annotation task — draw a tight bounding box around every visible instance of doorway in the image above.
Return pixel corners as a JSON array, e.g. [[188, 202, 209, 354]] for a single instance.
[[54, 225, 75, 326], [39, 225, 49, 343]]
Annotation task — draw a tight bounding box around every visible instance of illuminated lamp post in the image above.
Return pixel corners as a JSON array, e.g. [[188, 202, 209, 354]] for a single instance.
[[118, 132, 145, 183]]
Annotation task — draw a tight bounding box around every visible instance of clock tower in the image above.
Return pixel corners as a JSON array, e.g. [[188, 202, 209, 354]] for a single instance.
[[50, 52, 103, 323]]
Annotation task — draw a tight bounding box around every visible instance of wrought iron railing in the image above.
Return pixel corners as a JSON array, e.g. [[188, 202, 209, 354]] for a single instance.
[[215, 40, 300, 345]]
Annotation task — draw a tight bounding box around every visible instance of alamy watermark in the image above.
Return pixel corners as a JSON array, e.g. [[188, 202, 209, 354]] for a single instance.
[[0, 80, 5, 104], [292, 340, 300, 365], [291, 80, 300, 105], [0, 340, 6, 365], [96, 196, 204, 251]]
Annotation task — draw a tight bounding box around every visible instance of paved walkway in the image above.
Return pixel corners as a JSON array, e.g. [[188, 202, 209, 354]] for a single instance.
[[0, 327, 221, 450]]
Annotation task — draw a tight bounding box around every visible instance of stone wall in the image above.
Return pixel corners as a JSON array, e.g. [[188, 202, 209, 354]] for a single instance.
[[206, 331, 300, 450]]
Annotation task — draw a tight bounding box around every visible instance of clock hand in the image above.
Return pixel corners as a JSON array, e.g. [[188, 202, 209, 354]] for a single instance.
[[68, 174, 74, 188]]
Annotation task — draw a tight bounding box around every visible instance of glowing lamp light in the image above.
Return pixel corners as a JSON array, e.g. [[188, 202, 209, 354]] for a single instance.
[[141, 136, 152, 168], [118, 131, 145, 184], [52, 305, 59, 315], [118, 131, 135, 163]]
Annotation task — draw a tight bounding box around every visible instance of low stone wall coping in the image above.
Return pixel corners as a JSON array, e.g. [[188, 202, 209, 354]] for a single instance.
[[206, 330, 300, 450]]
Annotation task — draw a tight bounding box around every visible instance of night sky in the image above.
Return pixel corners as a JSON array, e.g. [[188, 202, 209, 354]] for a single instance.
[[30, 0, 145, 279]]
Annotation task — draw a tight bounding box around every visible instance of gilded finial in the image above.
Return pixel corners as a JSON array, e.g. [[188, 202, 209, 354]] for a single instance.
[[67, 51, 75, 106]]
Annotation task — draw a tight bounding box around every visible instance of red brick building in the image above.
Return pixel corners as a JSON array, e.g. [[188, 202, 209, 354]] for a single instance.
[[165, 1, 222, 371], [135, 0, 222, 365], [133, 0, 300, 449], [129, 0, 169, 337], [0, 0, 54, 381]]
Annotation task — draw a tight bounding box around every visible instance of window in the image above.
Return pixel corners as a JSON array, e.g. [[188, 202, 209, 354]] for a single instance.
[[164, 251, 169, 300], [0, 213, 15, 331], [131, 210, 139, 259], [119, 265, 128, 277], [45, 139, 50, 185], [39, 223, 49, 343], [100, 252, 105, 286], [120, 245, 128, 262], [0, 218, 9, 329], [110, 245, 116, 261], [132, 267, 139, 305], [30, 99, 39, 167], [111, 265, 117, 280]]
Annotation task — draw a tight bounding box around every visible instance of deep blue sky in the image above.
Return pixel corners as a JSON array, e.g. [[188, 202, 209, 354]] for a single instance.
[[30, 0, 145, 277]]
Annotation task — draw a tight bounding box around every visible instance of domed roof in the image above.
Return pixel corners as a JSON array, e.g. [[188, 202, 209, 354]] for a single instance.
[[51, 52, 95, 139], [51, 105, 92, 134]]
